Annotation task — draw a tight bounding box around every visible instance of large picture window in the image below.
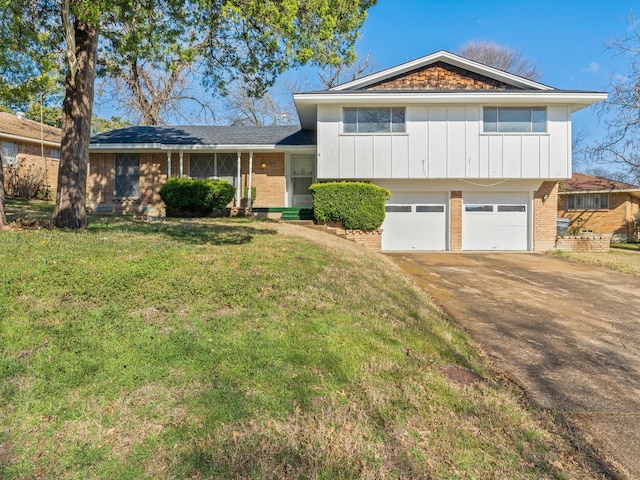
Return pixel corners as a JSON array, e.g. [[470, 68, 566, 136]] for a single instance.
[[114, 153, 140, 198], [1, 141, 18, 167], [343, 107, 405, 133], [483, 107, 546, 133], [189, 152, 237, 186], [567, 193, 609, 210]]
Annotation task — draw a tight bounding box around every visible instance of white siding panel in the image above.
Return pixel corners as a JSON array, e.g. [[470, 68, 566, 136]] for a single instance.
[[317, 105, 340, 178], [548, 106, 570, 178], [339, 135, 356, 178], [465, 106, 481, 177], [539, 135, 550, 178], [374, 136, 393, 177], [488, 135, 503, 177], [521, 136, 540, 178], [447, 106, 466, 177], [407, 106, 428, 178], [392, 135, 410, 178], [355, 136, 374, 178], [502, 136, 522, 178], [428, 106, 447, 177], [479, 135, 490, 178]]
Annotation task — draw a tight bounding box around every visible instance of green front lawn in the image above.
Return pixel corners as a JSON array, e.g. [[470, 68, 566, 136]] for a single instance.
[[551, 247, 640, 277], [0, 203, 603, 478]]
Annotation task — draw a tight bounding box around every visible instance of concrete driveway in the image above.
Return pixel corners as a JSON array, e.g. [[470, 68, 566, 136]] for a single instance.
[[387, 252, 640, 479]]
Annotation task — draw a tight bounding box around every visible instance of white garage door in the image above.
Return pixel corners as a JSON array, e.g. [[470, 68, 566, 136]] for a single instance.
[[382, 193, 447, 251], [462, 193, 528, 251]]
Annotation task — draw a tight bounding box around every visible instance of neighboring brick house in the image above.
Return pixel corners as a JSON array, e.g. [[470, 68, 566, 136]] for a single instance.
[[88, 50, 606, 251], [0, 111, 61, 199], [558, 172, 640, 241]]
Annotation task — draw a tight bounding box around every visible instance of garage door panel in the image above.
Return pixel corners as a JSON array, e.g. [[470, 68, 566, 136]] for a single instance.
[[463, 194, 528, 251], [382, 193, 447, 251]]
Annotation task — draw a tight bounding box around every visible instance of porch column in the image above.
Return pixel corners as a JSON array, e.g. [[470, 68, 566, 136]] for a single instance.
[[166, 151, 172, 178], [236, 151, 242, 206], [179, 150, 184, 178], [247, 151, 253, 209]]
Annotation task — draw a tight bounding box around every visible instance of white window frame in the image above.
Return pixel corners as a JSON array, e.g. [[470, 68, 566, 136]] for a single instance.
[[1, 141, 18, 167], [483, 107, 547, 133], [343, 107, 406, 134]]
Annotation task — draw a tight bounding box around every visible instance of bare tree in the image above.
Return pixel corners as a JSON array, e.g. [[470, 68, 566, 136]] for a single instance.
[[457, 40, 542, 81], [591, 14, 640, 184], [318, 51, 374, 88]]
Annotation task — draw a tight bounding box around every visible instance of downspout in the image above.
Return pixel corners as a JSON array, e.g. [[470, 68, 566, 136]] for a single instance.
[[179, 150, 184, 178], [236, 151, 242, 206], [247, 151, 253, 209]]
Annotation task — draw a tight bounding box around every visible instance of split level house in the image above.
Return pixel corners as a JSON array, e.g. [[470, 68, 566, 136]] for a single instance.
[[88, 50, 607, 251], [0, 111, 61, 198]]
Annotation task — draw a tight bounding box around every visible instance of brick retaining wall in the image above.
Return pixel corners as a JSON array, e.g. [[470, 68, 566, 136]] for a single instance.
[[555, 235, 610, 252]]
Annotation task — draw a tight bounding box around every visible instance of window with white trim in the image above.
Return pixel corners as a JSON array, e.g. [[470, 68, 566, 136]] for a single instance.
[[1, 141, 18, 167], [114, 153, 139, 198], [189, 152, 237, 186], [483, 107, 547, 133], [343, 107, 406, 133], [567, 193, 609, 210]]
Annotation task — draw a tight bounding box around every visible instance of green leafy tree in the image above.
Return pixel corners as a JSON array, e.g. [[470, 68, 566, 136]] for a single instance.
[[0, 0, 375, 229]]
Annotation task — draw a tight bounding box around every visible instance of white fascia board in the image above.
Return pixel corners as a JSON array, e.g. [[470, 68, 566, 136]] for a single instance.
[[0, 132, 60, 148], [90, 143, 315, 152], [294, 91, 607, 128], [560, 189, 640, 196], [331, 50, 553, 91]]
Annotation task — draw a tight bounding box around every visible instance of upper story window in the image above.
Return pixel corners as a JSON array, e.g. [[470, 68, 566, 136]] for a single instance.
[[483, 107, 546, 133], [1, 141, 18, 167], [343, 107, 406, 133], [567, 193, 609, 210]]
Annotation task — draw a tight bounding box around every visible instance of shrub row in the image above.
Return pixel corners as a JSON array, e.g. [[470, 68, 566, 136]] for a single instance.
[[160, 178, 235, 216], [310, 181, 390, 230]]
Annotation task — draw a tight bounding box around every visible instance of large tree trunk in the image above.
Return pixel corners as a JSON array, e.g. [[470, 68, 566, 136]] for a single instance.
[[52, 16, 98, 229], [0, 165, 6, 228]]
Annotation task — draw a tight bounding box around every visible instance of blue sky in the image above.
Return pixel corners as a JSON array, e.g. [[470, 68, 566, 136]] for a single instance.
[[352, 0, 637, 163]]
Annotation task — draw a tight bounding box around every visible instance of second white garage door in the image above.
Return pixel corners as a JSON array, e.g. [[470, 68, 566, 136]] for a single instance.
[[462, 192, 528, 251], [382, 193, 447, 251]]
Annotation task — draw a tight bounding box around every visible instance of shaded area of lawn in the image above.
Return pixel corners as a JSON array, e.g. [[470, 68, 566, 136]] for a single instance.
[[0, 203, 607, 479]]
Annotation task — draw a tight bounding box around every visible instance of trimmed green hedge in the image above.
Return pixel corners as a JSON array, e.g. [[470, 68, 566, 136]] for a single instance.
[[160, 178, 235, 216], [309, 182, 391, 230]]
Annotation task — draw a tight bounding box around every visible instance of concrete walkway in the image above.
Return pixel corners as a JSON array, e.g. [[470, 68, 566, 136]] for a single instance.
[[387, 253, 640, 479]]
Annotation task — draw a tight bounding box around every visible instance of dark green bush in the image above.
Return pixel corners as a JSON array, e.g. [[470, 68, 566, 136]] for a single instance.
[[309, 181, 390, 230], [160, 178, 235, 216]]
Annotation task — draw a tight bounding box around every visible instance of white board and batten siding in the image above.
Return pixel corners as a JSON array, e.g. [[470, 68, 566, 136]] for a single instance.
[[317, 104, 571, 180]]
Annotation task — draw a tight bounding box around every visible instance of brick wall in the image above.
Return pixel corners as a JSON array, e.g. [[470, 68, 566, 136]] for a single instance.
[[331, 225, 382, 252], [558, 193, 639, 237], [88, 151, 288, 214], [366, 62, 520, 91], [450, 191, 462, 251], [555, 235, 610, 252], [2, 140, 60, 198], [533, 181, 559, 251], [241, 152, 285, 207]]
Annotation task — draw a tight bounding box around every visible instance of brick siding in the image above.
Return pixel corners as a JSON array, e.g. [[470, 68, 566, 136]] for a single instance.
[[558, 192, 640, 237], [1, 140, 60, 199], [533, 181, 559, 251], [450, 191, 462, 251], [366, 62, 520, 91]]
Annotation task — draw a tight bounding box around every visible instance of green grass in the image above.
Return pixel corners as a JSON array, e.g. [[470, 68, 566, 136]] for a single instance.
[[0, 202, 604, 479], [611, 242, 640, 252], [551, 247, 640, 277]]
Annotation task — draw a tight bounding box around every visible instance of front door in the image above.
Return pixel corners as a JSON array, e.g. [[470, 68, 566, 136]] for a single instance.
[[291, 156, 314, 206]]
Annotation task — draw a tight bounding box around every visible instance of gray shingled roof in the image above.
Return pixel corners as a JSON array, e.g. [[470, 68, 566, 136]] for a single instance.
[[90, 125, 315, 147]]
